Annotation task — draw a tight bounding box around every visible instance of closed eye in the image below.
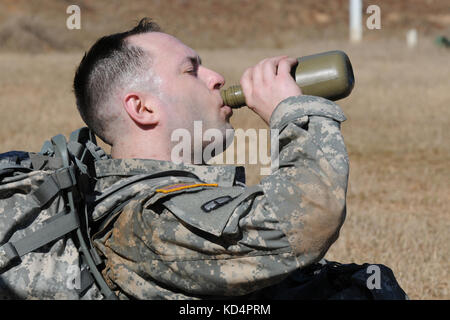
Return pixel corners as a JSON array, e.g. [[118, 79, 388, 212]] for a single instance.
[[185, 68, 198, 76], [183, 56, 201, 77]]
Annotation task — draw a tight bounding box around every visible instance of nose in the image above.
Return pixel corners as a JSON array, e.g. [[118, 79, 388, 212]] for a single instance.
[[200, 66, 225, 90]]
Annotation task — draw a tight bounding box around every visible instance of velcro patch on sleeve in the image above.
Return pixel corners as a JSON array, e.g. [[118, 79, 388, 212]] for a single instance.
[[155, 183, 218, 194]]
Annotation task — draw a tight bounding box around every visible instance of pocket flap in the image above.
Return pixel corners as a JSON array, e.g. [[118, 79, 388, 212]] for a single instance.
[[162, 186, 248, 237]]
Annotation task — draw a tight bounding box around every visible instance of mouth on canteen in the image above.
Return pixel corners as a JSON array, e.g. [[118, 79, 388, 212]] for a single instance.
[[219, 95, 232, 114]]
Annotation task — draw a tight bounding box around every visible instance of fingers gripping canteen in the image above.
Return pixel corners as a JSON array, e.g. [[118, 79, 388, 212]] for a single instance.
[[221, 50, 355, 108]]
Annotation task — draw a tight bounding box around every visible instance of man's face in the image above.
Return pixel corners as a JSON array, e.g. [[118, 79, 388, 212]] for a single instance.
[[128, 32, 234, 157]]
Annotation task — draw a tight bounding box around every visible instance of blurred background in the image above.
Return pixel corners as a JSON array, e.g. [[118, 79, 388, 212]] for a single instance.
[[0, 0, 449, 299]]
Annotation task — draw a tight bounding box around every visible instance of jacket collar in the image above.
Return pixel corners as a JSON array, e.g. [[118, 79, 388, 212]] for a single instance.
[[94, 158, 246, 187]]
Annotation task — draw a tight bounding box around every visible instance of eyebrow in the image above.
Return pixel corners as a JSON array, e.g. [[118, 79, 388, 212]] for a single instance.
[[181, 55, 202, 68]]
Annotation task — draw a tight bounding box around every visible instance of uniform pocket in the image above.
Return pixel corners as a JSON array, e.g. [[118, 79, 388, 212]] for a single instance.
[[162, 185, 261, 237]]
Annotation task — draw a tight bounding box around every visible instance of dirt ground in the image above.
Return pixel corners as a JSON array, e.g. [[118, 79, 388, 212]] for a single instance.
[[0, 0, 449, 300]]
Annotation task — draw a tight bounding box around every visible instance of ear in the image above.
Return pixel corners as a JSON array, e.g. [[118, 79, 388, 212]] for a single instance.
[[123, 92, 160, 126]]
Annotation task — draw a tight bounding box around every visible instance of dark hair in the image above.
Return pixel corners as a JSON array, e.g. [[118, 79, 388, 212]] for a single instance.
[[73, 18, 161, 144]]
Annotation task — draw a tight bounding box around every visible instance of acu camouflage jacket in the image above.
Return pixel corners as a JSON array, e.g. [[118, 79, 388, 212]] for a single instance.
[[91, 95, 349, 299]]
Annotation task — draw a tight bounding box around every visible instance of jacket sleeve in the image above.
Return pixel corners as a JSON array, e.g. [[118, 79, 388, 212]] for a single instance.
[[100, 95, 349, 298], [237, 95, 349, 266]]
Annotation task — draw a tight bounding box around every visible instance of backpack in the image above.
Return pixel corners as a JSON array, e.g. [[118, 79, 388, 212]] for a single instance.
[[245, 260, 409, 300], [0, 127, 117, 299]]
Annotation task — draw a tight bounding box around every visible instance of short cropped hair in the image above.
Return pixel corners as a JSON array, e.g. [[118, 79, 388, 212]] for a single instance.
[[73, 18, 161, 144]]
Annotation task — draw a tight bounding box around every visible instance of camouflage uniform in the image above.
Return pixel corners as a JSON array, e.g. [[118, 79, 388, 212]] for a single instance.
[[91, 95, 349, 299]]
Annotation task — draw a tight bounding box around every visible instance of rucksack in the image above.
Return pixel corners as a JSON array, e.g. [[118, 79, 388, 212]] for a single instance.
[[244, 260, 409, 300], [0, 127, 117, 299]]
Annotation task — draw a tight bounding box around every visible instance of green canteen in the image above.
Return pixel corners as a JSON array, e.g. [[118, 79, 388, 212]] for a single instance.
[[221, 50, 355, 108]]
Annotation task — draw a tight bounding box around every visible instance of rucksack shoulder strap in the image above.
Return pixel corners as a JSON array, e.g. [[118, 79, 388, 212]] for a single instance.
[[69, 127, 109, 161], [0, 209, 80, 273], [66, 127, 118, 300]]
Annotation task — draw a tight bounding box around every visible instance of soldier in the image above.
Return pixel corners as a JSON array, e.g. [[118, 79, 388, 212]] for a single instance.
[[72, 18, 403, 299]]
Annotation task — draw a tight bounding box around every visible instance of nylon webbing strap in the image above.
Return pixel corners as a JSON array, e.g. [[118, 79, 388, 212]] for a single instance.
[[67, 141, 84, 159], [76, 261, 95, 296], [15, 211, 79, 256], [39, 140, 54, 155], [85, 141, 108, 161], [29, 153, 63, 170], [32, 166, 76, 207], [0, 211, 80, 272], [0, 243, 20, 272]]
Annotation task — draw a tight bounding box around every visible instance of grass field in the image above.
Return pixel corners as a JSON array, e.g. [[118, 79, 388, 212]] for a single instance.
[[1, 37, 448, 299]]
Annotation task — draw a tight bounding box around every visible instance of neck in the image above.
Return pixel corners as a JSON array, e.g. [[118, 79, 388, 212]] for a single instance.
[[110, 132, 172, 160]]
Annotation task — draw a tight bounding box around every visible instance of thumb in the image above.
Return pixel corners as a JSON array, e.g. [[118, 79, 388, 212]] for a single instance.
[[277, 57, 298, 77]]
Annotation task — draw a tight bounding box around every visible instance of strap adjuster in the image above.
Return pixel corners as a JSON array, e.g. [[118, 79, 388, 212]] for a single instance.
[[32, 166, 76, 207]]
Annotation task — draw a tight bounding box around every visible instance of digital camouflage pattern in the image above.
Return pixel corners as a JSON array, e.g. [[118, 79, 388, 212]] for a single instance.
[[91, 95, 350, 299], [1, 95, 408, 300], [0, 166, 102, 299]]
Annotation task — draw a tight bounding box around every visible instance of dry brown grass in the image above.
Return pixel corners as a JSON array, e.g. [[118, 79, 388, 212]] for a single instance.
[[1, 37, 448, 299]]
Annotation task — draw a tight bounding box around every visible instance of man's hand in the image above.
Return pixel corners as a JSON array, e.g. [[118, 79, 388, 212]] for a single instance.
[[240, 56, 302, 124]]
